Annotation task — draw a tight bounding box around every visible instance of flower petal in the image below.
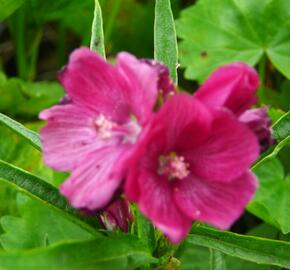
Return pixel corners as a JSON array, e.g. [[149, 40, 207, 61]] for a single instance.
[[174, 171, 258, 229], [194, 63, 259, 115], [117, 52, 159, 124], [60, 146, 126, 210], [184, 110, 259, 182], [138, 170, 192, 243], [59, 47, 130, 122], [39, 104, 102, 171]]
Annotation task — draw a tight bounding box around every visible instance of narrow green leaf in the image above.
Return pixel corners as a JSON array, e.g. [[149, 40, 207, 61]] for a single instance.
[[90, 0, 105, 58], [210, 249, 226, 270], [154, 0, 178, 83], [188, 224, 290, 268], [0, 113, 41, 151], [0, 160, 100, 236], [0, 235, 156, 270], [0, 0, 25, 21], [272, 110, 290, 142]]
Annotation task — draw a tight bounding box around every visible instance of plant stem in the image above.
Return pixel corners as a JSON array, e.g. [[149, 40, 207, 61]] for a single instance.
[[104, 0, 121, 43]]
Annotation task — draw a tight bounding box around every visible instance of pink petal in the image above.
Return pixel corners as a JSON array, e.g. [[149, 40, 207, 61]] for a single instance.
[[184, 110, 259, 182], [59, 47, 130, 123], [116, 52, 159, 125], [138, 170, 192, 243], [194, 63, 259, 115], [149, 93, 213, 152], [174, 171, 258, 229], [39, 104, 103, 171], [60, 146, 126, 210]]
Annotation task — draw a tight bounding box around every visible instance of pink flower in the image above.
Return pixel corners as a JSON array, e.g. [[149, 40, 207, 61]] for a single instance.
[[100, 197, 133, 232], [239, 108, 274, 152], [125, 93, 259, 243], [194, 62, 259, 116], [194, 62, 273, 151], [39, 47, 172, 210]]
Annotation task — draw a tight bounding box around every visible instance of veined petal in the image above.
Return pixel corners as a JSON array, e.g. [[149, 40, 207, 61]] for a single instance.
[[60, 146, 126, 210], [117, 52, 159, 125], [138, 170, 192, 243], [59, 47, 130, 123], [185, 110, 259, 182], [195, 63, 259, 115], [174, 171, 258, 229], [40, 104, 104, 171]]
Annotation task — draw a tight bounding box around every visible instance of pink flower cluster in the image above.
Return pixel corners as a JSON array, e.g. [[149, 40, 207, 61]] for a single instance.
[[40, 48, 272, 243]]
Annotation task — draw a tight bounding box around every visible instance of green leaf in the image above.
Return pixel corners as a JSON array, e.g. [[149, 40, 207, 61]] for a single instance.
[[154, 0, 178, 83], [176, 0, 290, 81], [210, 249, 226, 270], [272, 110, 290, 142], [90, 0, 105, 58], [0, 0, 25, 21], [187, 224, 290, 268], [0, 193, 93, 250], [0, 113, 41, 151], [0, 74, 64, 117], [0, 160, 100, 236], [0, 235, 156, 270], [248, 157, 290, 234]]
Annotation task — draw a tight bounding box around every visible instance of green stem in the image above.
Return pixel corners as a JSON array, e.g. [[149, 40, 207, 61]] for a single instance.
[[258, 56, 266, 103], [210, 249, 226, 270], [104, 0, 121, 43], [14, 8, 27, 80], [27, 28, 43, 81]]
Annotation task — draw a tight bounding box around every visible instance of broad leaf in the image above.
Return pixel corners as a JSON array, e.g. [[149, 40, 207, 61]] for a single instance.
[[176, 0, 290, 81], [248, 157, 290, 234], [0, 0, 25, 21], [187, 224, 290, 268], [0, 235, 156, 270], [0, 160, 100, 236], [0, 193, 93, 250], [154, 0, 178, 83]]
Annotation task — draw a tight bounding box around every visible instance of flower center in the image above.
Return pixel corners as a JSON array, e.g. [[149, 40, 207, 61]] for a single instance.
[[158, 152, 190, 180], [94, 114, 115, 139]]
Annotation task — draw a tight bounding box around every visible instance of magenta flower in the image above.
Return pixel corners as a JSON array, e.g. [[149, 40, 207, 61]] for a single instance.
[[100, 197, 133, 232], [194, 62, 259, 115], [194, 62, 273, 151], [239, 108, 274, 152], [125, 93, 259, 243], [39, 47, 172, 210]]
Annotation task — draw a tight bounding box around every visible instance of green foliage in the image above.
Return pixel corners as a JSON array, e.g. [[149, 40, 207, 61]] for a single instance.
[[154, 0, 178, 83], [176, 0, 290, 81], [188, 224, 290, 268], [209, 249, 225, 270], [0, 0, 25, 21], [273, 110, 290, 141], [0, 235, 156, 270], [0, 73, 64, 117], [0, 160, 100, 236], [0, 193, 93, 250], [248, 157, 290, 234], [0, 113, 41, 151]]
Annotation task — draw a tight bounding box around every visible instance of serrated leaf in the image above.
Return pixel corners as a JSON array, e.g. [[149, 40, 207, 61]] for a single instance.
[[0, 235, 156, 270], [154, 0, 178, 83], [0, 0, 25, 21], [187, 224, 290, 268], [0, 193, 93, 250], [176, 0, 290, 81], [0, 160, 100, 236], [248, 157, 290, 234]]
